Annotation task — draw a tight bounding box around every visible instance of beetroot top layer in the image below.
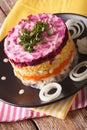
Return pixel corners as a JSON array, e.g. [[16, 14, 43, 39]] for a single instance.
[[4, 14, 68, 67]]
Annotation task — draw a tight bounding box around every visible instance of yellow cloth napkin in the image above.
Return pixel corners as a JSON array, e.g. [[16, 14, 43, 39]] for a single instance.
[[32, 94, 76, 119], [0, 0, 87, 119]]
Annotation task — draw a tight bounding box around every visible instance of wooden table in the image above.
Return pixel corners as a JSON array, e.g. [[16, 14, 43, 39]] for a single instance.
[[0, 0, 87, 130]]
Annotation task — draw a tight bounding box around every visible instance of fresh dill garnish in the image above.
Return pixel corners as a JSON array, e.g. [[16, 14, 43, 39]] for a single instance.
[[18, 21, 54, 52]]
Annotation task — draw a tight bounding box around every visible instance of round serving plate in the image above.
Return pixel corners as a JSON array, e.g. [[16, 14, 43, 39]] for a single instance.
[[0, 13, 87, 107]]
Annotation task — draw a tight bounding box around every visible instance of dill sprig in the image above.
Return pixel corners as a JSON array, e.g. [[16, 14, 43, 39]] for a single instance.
[[18, 21, 54, 52]]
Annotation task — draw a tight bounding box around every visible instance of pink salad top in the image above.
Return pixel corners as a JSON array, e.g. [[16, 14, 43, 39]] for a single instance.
[[4, 14, 67, 67]]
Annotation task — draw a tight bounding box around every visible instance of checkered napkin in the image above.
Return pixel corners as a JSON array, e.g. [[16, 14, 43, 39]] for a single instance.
[[0, 0, 87, 121]]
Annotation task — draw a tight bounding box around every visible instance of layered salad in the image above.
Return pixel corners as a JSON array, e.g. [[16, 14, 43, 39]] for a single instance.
[[4, 14, 78, 89]]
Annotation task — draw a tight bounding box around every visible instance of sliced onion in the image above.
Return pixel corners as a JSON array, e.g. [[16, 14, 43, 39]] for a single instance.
[[78, 47, 87, 55], [69, 61, 87, 81], [39, 83, 62, 102], [66, 19, 85, 39], [77, 37, 87, 55]]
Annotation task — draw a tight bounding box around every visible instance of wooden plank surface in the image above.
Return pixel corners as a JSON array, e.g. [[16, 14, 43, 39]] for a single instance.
[[0, 0, 16, 15], [0, 120, 37, 130], [0, 9, 6, 27], [33, 108, 87, 130], [0, 0, 87, 130]]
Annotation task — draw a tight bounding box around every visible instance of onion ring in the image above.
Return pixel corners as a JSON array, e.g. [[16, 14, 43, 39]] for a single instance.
[[69, 61, 87, 81], [66, 19, 85, 39], [77, 37, 87, 55], [39, 83, 62, 102]]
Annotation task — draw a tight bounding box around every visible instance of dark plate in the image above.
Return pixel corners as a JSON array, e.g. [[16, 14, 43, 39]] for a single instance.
[[0, 13, 87, 107]]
